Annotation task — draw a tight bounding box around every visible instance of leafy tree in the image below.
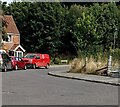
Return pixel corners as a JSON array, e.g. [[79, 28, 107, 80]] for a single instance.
[[5, 2, 66, 55], [62, 4, 85, 55], [2, 2, 119, 58], [74, 3, 119, 56], [90, 3, 119, 51], [0, 2, 8, 47]]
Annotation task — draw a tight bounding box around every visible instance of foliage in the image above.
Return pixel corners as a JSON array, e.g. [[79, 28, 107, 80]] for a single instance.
[[0, 2, 8, 47], [1, 2, 119, 61], [69, 56, 108, 75], [75, 3, 119, 56], [53, 58, 61, 64]]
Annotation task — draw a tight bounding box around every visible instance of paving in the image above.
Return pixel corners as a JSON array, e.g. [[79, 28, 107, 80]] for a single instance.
[[48, 70, 120, 86]]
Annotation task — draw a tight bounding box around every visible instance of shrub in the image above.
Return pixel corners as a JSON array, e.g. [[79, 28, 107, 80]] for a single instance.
[[70, 58, 85, 73], [85, 57, 98, 74], [53, 58, 61, 64], [112, 60, 119, 71], [69, 56, 108, 75]]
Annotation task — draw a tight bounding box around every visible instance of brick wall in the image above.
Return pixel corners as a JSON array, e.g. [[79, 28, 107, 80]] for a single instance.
[[2, 35, 20, 52]]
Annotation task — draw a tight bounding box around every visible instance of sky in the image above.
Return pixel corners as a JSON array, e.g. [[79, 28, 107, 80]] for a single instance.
[[1, 0, 119, 4], [1, 0, 13, 4]]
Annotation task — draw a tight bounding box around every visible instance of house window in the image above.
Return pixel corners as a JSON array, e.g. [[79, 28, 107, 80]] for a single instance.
[[2, 34, 12, 42], [15, 51, 23, 58], [8, 35, 11, 42], [9, 50, 14, 56]]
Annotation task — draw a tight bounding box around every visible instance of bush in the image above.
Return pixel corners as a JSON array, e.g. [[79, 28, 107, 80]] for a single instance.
[[69, 56, 108, 75], [85, 57, 98, 74], [70, 58, 85, 73], [111, 48, 120, 61], [53, 58, 61, 64]]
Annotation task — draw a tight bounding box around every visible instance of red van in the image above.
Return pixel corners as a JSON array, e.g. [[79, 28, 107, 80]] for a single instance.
[[22, 53, 50, 69]]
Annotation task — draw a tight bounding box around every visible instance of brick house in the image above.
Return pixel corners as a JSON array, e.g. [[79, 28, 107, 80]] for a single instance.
[[0, 15, 25, 58]]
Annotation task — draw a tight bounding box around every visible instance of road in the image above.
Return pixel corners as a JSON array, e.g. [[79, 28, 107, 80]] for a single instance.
[[2, 65, 118, 105]]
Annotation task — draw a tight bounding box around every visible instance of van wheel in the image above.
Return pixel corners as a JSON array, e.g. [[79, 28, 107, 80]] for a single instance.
[[15, 65, 18, 70], [45, 64, 49, 69], [33, 64, 36, 69]]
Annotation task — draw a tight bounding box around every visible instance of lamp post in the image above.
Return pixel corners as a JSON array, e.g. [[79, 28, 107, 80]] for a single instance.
[[113, 28, 118, 50], [108, 27, 118, 75]]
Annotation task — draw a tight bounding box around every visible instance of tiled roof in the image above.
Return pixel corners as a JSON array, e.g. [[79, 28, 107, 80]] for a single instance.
[[10, 44, 25, 52], [10, 44, 19, 50], [1, 15, 19, 34]]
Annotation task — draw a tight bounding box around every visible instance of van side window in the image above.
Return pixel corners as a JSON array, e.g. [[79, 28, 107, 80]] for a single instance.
[[36, 55, 40, 59]]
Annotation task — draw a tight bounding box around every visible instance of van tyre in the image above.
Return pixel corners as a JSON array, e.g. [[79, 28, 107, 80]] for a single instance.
[[45, 64, 49, 69]]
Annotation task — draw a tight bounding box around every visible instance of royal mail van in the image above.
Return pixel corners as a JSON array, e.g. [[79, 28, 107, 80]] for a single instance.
[[22, 53, 50, 69]]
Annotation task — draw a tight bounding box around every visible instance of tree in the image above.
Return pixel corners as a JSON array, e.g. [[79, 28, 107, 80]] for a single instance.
[[2, 2, 119, 57], [0, 2, 8, 48], [5, 2, 66, 55]]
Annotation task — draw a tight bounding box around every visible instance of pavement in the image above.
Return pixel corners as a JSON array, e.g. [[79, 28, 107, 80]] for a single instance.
[[48, 67, 120, 86]]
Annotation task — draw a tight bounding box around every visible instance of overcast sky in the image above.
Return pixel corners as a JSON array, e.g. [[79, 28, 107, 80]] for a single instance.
[[1, 0, 13, 4], [1, 0, 119, 4]]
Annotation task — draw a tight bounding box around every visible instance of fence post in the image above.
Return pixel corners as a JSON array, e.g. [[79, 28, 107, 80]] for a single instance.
[[107, 55, 112, 75]]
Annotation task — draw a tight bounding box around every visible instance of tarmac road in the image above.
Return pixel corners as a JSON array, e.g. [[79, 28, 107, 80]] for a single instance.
[[2, 65, 119, 105]]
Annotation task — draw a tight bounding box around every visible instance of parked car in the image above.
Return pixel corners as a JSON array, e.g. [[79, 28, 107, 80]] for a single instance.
[[10, 56, 27, 70], [0, 51, 12, 72], [22, 53, 50, 69]]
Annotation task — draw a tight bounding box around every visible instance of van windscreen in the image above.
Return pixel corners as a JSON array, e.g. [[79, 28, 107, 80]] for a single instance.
[[24, 54, 36, 58]]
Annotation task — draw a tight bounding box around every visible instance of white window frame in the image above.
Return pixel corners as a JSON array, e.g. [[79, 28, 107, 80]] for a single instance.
[[14, 51, 23, 58], [2, 33, 13, 43]]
